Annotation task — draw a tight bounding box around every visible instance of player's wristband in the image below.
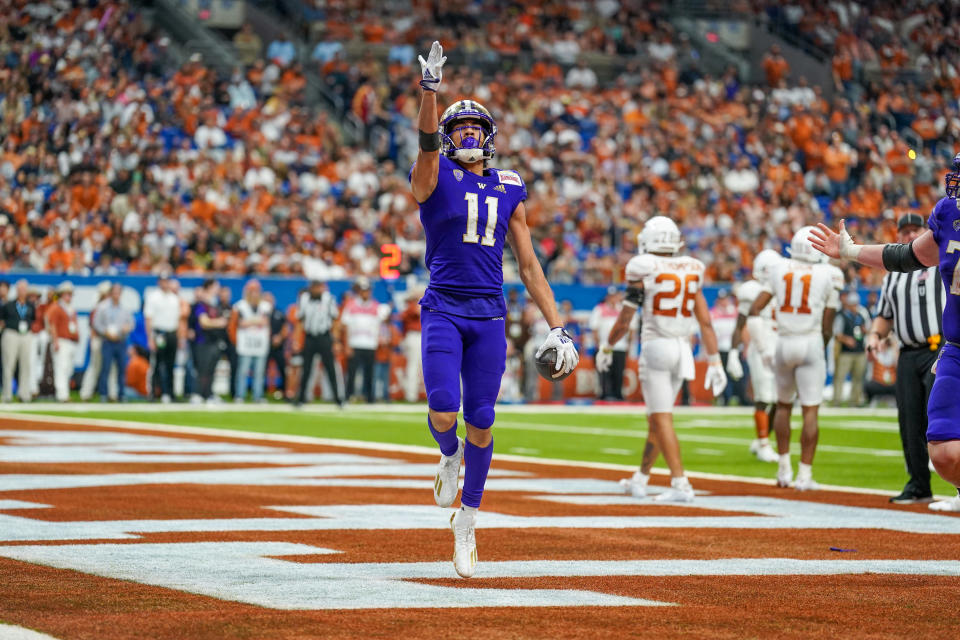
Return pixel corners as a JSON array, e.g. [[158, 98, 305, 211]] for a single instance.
[[707, 353, 722, 366], [419, 129, 441, 152]]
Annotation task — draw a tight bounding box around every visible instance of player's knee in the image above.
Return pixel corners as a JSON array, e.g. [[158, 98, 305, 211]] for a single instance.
[[465, 423, 492, 448], [929, 443, 960, 480], [463, 404, 495, 430], [427, 388, 458, 414], [428, 408, 457, 431]]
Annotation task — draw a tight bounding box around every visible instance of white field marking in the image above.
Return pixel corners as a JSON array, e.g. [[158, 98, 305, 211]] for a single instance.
[[692, 448, 726, 456], [0, 624, 62, 640], [5, 497, 960, 542], [0, 542, 956, 611], [509, 447, 540, 455], [2, 403, 899, 418], [0, 413, 913, 498], [599, 448, 634, 455], [0, 542, 665, 610]]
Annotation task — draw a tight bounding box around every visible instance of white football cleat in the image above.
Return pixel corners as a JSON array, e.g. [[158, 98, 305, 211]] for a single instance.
[[653, 476, 695, 503], [794, 476, 819, 491], [776, 468, 793, 488], [929, 496, 960, 512], [450, 508, 477, 578], [749, 439, 760, 455], [756, 444, 779, 463], [619, 470, 649, 498], [433, 438, 464, 508]]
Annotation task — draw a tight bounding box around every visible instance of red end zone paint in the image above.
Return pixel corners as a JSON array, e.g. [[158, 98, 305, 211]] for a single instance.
[[0, 417, 958, 638]]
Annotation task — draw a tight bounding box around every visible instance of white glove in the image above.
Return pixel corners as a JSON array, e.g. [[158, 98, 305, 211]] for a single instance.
[[595, 343, 613, 373], [418, 41, 446, 92], [536, 327, 579, 375], [704, 354, 728, 397], [726, 347, 744, 380]]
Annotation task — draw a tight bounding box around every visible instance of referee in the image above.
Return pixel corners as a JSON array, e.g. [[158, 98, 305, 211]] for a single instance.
[[869, 213, 944, 504], [295, 280, 343, 407]]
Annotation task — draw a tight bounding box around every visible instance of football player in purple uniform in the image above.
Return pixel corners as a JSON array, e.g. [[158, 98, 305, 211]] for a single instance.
[[410, 41, 579, 576], [809, 154, 960, 511]]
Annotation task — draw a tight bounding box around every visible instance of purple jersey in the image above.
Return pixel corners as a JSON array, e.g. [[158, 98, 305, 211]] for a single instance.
[[412, 155, 527, 318], [927, 196, 960, 342]]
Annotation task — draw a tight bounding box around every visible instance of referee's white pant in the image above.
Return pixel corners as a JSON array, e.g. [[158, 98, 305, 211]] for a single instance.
[[403, 330, 422, 402]]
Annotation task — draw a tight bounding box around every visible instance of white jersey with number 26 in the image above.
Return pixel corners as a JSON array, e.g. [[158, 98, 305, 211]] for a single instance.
[[764, 258, 843, 336], [625, 253, 705, 341]]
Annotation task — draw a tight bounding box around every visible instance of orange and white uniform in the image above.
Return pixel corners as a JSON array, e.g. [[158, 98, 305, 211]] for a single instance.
[[625, 253, 705, 414]]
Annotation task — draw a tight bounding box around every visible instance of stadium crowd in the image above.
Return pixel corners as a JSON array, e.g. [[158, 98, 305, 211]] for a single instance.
[[1, 0, 959, 293]]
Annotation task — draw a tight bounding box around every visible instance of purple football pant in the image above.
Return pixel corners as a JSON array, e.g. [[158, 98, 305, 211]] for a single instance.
[[928, 343, 960, 441], [422, 308, 505, 508], [421, 308, 506, 429]]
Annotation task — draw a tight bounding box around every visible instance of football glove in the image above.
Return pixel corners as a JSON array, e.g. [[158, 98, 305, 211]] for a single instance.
[[418, 41, 446, 92], [725, 347, 744, 380], [704, 354, 728, 397], [536, 327, 579, 375], [595, 343, 613, 373]]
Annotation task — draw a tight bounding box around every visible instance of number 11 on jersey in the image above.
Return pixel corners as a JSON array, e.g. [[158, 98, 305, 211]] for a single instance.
[[462, 192, 498, 247]]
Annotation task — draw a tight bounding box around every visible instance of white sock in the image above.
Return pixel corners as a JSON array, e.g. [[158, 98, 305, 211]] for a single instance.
[[778, 453, 791, 468], [759, 437, 770, 446], [797, 462, 813, 480], [460, 505, 478, 516], [635, 470, 650, 483], [671, 475, 690, 489]]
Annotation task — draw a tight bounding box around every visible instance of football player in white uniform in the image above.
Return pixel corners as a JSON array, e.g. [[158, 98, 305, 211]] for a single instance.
[[747, 227, 844, 490], [727, 250, 783, 463], [597, 216, 728, 502]]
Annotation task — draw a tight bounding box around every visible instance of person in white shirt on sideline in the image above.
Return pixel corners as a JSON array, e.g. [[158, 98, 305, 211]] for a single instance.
[[589, 287, 628, 400], [143, 273, 183, 403], [233, 279, 272, 403], [80, 281, 114, 401], [341, 277, 389, 403]]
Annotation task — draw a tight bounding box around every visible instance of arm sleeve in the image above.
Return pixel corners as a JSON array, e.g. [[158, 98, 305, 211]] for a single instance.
[[623, 286, 644, 309]]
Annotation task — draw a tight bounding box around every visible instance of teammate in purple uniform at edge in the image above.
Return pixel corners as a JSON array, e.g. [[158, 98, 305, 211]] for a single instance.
[[809, 153, 960, 512], [410, 41, 580, 577]]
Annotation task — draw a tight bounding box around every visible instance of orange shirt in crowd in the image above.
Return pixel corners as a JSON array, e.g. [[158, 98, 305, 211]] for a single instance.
[[126, 352, 149, 396], [762, 54, 789, 86], [823, 145, 852, 182], [46, 302, 79, 341]]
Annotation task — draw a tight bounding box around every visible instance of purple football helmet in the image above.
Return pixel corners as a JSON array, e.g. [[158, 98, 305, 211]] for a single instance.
[[439, 99, 497, 163], [945, 153, 960, 198]]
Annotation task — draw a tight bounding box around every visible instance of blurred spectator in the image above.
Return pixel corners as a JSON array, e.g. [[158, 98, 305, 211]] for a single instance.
[[80, 282, 113, 401], [762, 44, 790, 86], [94, 284, 135, 403], [1, 280, 35, 403], [124, 345, 150, 400], [295, 280, 342, 406], [218, 287, 238, 399], [190, 279, 229, 403], [266, 37, 296, 67], [400, 292, 422, 403], [233, 23, 263, 67], [375, 311, 400, 402], [833, 291, 871, 406], [342, 277, 385, 403], [144, 275, 182, 403], [264, 292, 290, 400], [46, 282, 79, 402], [233, 280, 272, 402], [589, 288, 627, 400]]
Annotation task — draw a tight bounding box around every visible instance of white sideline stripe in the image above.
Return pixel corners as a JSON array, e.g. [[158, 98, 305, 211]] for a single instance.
[[0, 412, 913, 499], [2, 403, 899, 418], [0, 625, 62, 640]]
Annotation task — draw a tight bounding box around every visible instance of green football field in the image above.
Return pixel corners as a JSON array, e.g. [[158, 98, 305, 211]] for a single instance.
[[23, 405, 956, 498]]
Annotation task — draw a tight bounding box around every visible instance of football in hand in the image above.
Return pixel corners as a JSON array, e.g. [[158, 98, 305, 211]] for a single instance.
[[535, 347, 574, 382]]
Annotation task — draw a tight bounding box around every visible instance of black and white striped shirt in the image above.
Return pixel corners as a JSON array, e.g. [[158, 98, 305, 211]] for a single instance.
[[297, 291, 338, 335], [876, 266, 944, 348]]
